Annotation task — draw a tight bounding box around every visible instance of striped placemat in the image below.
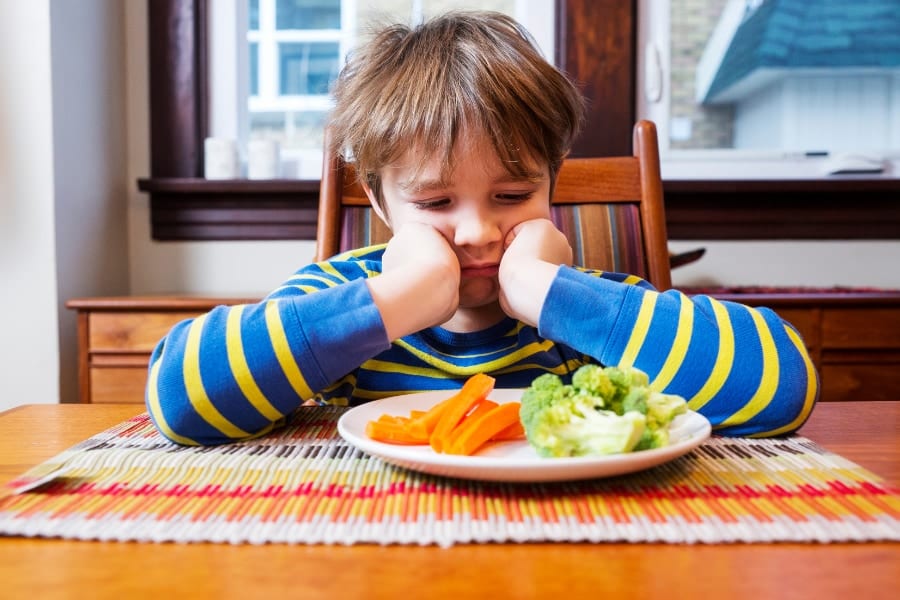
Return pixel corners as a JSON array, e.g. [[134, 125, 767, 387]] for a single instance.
[[1, 407, 897, 546]]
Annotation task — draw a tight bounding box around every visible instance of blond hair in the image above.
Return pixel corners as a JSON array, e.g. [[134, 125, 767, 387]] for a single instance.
[[327, 11, 585, 207]]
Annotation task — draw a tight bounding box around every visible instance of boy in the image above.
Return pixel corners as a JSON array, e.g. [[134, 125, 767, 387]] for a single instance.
[[146, 11, 818, 446]]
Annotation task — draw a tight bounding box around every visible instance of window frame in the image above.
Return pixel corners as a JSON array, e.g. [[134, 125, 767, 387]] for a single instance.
[[137, 0, 900, 241]]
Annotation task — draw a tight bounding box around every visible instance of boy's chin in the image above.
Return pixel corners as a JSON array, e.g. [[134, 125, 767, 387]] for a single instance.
[[457, 277, 501, 308]]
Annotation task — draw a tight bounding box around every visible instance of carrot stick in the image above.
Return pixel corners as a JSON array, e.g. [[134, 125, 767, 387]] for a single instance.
[[376, 413, 410, 425], [365, 419, 427, 445], [446, 402, 522, 455], [441, 399, 498, 450], [490, 419, 526, 441], [429, 373, 496, 453], [403, 397, 452, 440], [466, 399, 499, 418]]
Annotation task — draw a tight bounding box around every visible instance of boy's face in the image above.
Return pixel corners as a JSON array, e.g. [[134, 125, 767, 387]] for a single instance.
[[371, 130, 553, 311]]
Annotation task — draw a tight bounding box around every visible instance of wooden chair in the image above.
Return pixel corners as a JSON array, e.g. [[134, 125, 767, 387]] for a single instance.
[[315, 120, 672, 290]]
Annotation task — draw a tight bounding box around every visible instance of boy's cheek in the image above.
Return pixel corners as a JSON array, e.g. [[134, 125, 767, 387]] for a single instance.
[[503, 224, 523, 249]]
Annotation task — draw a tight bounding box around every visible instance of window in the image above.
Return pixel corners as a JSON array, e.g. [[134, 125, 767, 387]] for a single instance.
[[243, 0, 350, 177], [210, 0, 554, 179], [638, 0, 900, 179]]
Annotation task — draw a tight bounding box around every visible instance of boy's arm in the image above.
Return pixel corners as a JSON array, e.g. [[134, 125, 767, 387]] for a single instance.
[[498, 218, 573, 325], [366, 222, 461, 340], [146, 259, 392, 446], [539, 266, 819, 437]]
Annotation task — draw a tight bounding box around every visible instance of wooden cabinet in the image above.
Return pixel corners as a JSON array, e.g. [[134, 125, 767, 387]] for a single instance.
[[705, 292, 900, 403], [68, 292, 900, 404], [67, 297, 255, 404]]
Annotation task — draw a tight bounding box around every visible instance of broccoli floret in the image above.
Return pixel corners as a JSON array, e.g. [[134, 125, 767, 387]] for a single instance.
[[621, 386, 649, 415], [519, 374, 572, 436], [576, 365, 651, 415], [523, 392, 646, 457], [519, 364, 688, 457], [634, 426, 674, 451], [570, 364, 616, 402], [646, 391, 688, 429], [628, 391, 687, 451]]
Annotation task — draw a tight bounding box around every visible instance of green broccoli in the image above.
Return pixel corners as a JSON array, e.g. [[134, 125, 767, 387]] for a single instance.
[[646, 391, 688, 430], [621, 386, 649, 415], [519, 364, 688, 457], [633, 425, 671, 451], [571, 365, 652, 415], [523, 392, 646, 457], [570, 364, 616, 402], [519, 373, 572, 430]]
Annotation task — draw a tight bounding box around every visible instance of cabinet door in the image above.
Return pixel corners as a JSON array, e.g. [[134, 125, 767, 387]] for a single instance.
[[90, 366, 150, 404]]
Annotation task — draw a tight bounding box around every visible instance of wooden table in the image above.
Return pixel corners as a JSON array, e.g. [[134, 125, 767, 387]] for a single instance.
[[0, 402, 897, 600]]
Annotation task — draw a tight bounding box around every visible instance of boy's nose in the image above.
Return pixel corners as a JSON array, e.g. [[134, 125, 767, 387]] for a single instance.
[[453, 209, 502, 247]]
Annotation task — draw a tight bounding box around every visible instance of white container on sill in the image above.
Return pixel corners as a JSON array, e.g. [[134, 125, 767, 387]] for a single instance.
[[247, 139, 281, 179], [203, 137, 239, 179]]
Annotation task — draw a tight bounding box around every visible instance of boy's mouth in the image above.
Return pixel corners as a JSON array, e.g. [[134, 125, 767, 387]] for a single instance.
[[460, 263, 500, 279]]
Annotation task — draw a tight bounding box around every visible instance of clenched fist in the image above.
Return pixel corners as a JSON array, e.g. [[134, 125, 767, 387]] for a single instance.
[[368, 222, 461, 340], [498, 218, 573, 326]]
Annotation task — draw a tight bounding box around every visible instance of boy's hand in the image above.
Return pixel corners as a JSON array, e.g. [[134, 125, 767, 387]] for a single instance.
[[368, 222, 460, 340], [498, 218, 572, 326]]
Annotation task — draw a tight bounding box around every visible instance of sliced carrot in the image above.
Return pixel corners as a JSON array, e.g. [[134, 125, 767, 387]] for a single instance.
[[490, 419, 526, 441], [467, 399, 499, 417], [429, 374, 496, 453], [365, 419, 427, 445], [445, 402, 522, 455], [442, 399, 498, 450], [403, 397, 452, 440], [376, 413, 409, 425]]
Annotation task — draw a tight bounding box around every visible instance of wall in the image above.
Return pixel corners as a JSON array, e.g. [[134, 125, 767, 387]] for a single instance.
[[669, 240, 900, 289], [50, 0, 131, 405], [0, 0, 131, 411], [0, 3, 60, 411]]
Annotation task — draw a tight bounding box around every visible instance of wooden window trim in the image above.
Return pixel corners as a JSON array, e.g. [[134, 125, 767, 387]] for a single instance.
[[137, 0, 900, 241]]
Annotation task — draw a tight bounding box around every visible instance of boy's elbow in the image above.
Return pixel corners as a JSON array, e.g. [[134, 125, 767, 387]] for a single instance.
[[745, 315, 821, 437], [773, 356, 820, 436], [771, 333, 821, 435], [144, 342, 248, 447], [146, 389, 276, 447], [713, 355, 820, 438]]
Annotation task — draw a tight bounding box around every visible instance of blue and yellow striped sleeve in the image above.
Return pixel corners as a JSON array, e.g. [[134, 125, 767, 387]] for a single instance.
[[540, 266, 819, 437], [145, 251, 390, 445]]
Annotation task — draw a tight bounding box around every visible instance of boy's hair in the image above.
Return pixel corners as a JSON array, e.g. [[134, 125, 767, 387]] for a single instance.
[[327, 10, 585, 209]]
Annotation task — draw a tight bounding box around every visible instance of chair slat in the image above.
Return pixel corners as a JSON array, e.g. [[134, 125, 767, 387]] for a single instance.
[[552, 157, 642, 204], [338, 167, 368, 206]]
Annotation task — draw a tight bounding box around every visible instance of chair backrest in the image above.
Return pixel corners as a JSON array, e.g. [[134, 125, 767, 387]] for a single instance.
[[315, 120, 671, 290]]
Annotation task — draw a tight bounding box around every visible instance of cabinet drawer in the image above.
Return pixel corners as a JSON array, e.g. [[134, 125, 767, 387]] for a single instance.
[[88, 311, 201, 352], [822, 308, 900, 349], [90, 367, 150, 404], [820, 362, 900, 402]]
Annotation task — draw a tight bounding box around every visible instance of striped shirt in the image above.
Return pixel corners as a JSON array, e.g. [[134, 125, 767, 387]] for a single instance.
[[146, 245, 819, 445]]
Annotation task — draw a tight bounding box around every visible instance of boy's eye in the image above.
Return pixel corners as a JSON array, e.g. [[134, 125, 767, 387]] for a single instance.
[[413, 198, 451, 210], [496, 192, 534, 203]]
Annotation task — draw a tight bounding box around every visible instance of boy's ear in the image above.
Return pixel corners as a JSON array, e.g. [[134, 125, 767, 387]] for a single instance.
[[362, 180, 391, 228]]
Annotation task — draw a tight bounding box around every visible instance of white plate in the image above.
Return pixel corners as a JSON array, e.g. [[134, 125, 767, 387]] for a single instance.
[[337, 389, 711, 482]]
